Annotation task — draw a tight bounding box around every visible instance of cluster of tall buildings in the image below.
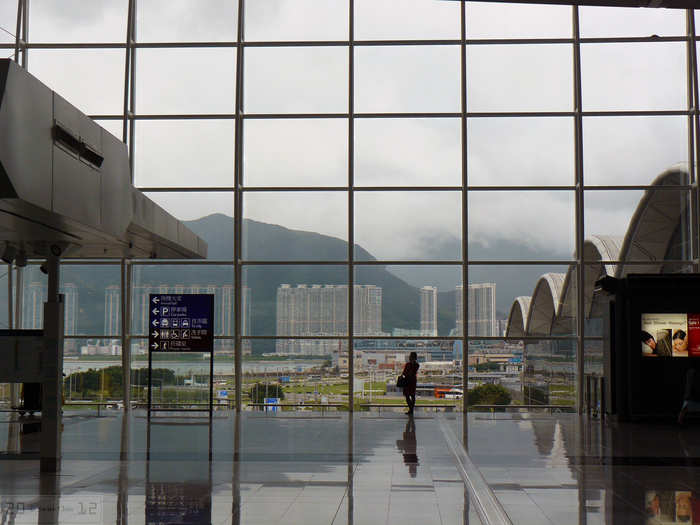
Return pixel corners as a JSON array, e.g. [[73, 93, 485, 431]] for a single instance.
[[23, 281, 78, 335], [275, 281, 499, 356], [275, 284, 382, 355]]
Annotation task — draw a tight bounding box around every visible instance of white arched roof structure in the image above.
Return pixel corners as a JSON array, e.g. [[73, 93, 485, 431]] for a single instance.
[[506, 296, 531, 337], [511, 164, 692, 340], [616, 165, 691, 277], [526, 273, 566, 336], [556, 235, 624, 326]]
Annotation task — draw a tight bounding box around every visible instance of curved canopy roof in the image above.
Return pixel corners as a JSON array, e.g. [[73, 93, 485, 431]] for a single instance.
[[506, 296, 531, 337], [510, 164, 691, 339], [526, 273, 566, 336]]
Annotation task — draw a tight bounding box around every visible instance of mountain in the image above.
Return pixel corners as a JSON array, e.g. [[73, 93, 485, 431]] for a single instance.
[[20, 213, 561, 351], [183, 215, 429, 351]]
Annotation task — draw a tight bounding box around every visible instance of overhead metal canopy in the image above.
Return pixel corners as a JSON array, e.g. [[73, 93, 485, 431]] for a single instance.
[[0, 59, 207, 261]]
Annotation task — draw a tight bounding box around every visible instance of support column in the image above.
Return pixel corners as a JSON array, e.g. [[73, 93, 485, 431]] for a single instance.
[[41, 254, 63, 472]]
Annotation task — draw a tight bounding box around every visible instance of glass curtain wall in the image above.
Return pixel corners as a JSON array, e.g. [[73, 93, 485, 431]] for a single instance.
[[0, 1, 697, 413]]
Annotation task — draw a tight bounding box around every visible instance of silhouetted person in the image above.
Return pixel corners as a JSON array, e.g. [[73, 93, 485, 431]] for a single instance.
[[402, 352, 419, 415], [396, 417, 419, 477]]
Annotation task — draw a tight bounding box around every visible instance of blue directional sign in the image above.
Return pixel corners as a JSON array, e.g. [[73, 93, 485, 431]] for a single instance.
[[148, 294, 214, 353]]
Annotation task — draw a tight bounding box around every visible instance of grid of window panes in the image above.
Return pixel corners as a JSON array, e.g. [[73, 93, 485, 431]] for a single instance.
[[0, 1, 697, 412]]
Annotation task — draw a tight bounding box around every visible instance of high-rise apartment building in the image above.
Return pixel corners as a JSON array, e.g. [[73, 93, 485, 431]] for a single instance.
[[455, 283, 497, 337], [23, 281, 79, 334], [104, 285, 120, 339], [419, 286, 438, 336], [276, 284, 382, 355]]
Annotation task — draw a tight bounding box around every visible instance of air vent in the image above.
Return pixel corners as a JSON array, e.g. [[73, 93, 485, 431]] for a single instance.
[[53, 121, 104, 169]]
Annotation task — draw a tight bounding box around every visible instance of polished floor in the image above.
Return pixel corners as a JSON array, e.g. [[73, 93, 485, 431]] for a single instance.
[[1, 409, 699, 524]]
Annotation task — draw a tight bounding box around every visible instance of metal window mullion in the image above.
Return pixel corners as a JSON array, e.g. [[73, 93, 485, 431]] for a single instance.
[[13, 0, 21, 64], [460, 0, 469, 415], [128, 0, 137, 178], [573, 6, 585, 416], [233, 0, 245, 413], [689, 11, 700, 269], [122, 0, 134, 143], [7, 263, 12, 330], [121, 259, 131, 411], [20, 0, 27, 68], [347, 0, 355, 413]]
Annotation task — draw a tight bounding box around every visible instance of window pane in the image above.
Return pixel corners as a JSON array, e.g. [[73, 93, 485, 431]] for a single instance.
[[584, 187, 693, 266], [28, 49, 125, 115], [242, 192, 348, 260], [61, 263, 121, 337], [131, 264, 234, 337], [245, 0, 348, 41], [136, 48, 236, 114], [523, 339, 576, 406], [0, 266, 8, 330], [242, 265, 348, 339], [355, 118, 461, 187], [244, 119, 347, 187], [0, 2, 17, 45], [467, 45, 572, 112], [468, 191, 575, 261], [583, 116, 687, 186], [584, 263, 610, 338], [244, 47, 348, 114], [29, 0, 128, 43], [580, 6, 684, 38], [20, 266, 47, 329], [354, 191, 461, 261], [359, 265, 461, 336], [467, 2, 571, 39], [94, 119, 124, 142], [355, 0, 460, 40], [581, 43, 686, 111], [137, 0, 238, 42], [468, 117, 574, 186], [478, 264, 574, 338], [134, 120, 235, 188], [145, 191, 233, 227], [355, 46, 461, 113]]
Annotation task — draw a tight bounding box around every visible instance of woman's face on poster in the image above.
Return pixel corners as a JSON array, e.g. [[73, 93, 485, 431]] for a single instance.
[[674, 334, 688, 353]]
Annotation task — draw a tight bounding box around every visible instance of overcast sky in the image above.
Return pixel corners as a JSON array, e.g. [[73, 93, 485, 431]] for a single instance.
[[0, 1, 692, 263]]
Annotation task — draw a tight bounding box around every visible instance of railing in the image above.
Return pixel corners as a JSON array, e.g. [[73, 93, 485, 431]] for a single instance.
[[470, 404, 576, 415], [360, 403, 458, 414], [247, 403, 345, 415]]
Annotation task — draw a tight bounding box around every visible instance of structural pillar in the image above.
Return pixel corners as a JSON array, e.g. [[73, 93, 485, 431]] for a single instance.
[[40, 254, 64, 472]]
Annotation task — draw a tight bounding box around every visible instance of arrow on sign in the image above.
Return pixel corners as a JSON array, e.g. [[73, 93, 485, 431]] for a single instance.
[[151, 342, 158, 350], [152, 319, 159, 327], [152, 308, 159, 315], [152, 330, 159, 338], [152, 297, 159, 304]]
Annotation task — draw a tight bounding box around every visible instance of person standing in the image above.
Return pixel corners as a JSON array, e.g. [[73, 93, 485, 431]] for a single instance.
[[402, 352, 420, 416]]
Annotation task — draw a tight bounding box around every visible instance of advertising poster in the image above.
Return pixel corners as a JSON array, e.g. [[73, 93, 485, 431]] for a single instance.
[[688, 314, 700, 358], [645, 490, 699, 524], [641, 313, 689, 357]]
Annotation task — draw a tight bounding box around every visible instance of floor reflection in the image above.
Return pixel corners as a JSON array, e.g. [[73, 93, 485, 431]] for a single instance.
[[396, 416, 419, 478], [16, 409, 700, 524]]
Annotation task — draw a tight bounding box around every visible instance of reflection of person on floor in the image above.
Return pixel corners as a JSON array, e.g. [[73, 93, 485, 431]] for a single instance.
[[396, 417, 419, 478], [678, 368, 700, 425]]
